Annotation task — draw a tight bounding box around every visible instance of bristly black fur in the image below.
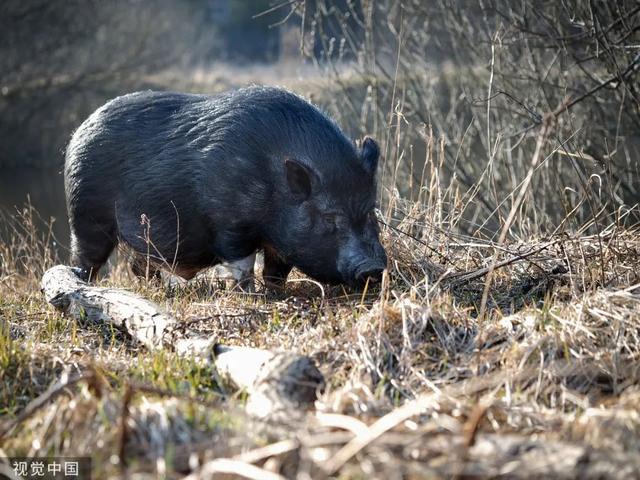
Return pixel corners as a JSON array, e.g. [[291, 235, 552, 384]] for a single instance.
[[65, 86, 387, 286]]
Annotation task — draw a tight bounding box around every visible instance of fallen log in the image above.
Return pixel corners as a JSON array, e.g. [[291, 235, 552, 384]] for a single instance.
[[41, 265, 324, 420]]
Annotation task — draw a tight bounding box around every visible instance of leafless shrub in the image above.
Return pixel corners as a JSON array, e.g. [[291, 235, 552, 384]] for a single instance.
[[298, 0, 640, 236]]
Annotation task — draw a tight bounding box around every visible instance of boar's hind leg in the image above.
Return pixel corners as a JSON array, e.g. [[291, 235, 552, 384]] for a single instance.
[[262, 247, 292, 291], [130, 255, 162, 282], [70, 229, 116, 282], [224, 253, 256, 293]]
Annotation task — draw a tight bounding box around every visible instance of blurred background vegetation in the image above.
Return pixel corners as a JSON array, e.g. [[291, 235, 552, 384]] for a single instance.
[[1, 0, 639, 254]]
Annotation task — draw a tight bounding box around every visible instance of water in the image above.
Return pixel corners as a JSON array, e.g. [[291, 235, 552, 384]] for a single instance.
[[0, 166, 70, 258]]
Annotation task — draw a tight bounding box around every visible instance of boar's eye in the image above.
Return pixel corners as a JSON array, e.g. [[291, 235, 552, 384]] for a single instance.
[[322, 213, 337, 233], [367, 210, 381, 230]]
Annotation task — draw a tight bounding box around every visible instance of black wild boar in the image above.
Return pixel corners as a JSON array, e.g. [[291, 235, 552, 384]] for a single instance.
[[64, 86, 387, 289]]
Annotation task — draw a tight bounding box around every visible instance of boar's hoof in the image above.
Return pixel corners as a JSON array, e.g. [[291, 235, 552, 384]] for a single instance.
[[221, 254, 256, 293], [229, 276, 256, 294], [71, 266, 91, 283], [263, 276, 287, 293]]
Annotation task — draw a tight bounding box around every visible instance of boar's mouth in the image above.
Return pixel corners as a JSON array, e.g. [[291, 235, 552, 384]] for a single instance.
[[279, 251, 386, 289], [294, 264, 385, 289], [349, 262, 385, 288], [354, 265, 384, 284]]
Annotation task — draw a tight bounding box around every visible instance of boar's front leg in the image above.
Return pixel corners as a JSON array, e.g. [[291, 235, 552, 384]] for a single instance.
[[262, 246, 292, 291], [224, 252, 257, 293]]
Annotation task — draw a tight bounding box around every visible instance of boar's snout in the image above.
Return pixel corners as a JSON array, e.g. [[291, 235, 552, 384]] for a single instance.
[[341, 242, 387, 287]]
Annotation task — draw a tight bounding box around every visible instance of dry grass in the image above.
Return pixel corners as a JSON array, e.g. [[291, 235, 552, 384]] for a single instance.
[[2, 1, 639, 477], [1, 145, 639, 479]]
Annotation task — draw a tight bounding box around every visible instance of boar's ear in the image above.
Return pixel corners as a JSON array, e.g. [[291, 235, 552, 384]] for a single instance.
[[285, 159, 313, 200], [361, 137, 380, 175]]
